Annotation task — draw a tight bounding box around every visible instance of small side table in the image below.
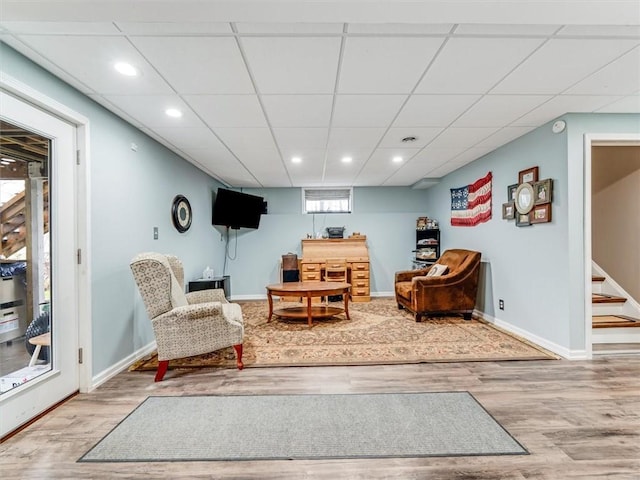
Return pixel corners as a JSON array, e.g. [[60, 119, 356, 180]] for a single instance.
[[28, 332, 50, 367], [188, 276, 230, 300]]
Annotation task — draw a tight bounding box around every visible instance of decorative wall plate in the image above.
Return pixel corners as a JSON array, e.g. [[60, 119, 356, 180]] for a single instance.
[[171, 194, 192, 233], [514, 182, 534, 214]]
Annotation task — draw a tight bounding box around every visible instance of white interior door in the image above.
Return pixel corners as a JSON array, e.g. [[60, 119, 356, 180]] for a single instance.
[[0, 89, 79, 438]]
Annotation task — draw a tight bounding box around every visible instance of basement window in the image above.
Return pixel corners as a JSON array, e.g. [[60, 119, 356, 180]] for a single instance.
[[303, 188, 352, 214]]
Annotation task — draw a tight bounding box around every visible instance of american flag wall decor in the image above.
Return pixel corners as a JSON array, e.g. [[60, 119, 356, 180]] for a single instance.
[[450, 172, 492, 227]]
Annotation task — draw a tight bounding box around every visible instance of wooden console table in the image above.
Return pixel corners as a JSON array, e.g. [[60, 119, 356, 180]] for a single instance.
[[266, 282, 351, 327], [300, 238, 370, 302]]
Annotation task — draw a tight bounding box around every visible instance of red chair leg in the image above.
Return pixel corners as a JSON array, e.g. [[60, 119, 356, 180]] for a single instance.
[[155, 360, 169, 382], [233, 344, 244, 370]]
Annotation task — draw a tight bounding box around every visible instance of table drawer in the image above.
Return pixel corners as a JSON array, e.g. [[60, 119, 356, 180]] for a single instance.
[[351, 270, 369, 280], [301, 263, 321, 273], [302, 272, 321, 281], [351, 278, 369, 290], [351, 262, 369, 272], [351, 287, 370, 297]]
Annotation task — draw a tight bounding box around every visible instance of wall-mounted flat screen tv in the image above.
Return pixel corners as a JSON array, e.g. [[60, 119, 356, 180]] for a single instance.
[[212, 188, 265, 229]]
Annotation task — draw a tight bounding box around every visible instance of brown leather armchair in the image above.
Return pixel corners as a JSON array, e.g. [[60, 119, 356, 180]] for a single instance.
[[395, 249, 481, 321]]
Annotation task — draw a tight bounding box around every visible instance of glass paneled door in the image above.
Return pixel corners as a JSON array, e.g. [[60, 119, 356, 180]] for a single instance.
[[0, 90, 79, 438]]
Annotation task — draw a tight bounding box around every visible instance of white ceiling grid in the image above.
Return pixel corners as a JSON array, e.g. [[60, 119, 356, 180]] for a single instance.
[[0, 1, 638, 188]]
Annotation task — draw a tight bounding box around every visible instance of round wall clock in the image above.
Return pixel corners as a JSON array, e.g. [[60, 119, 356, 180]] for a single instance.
[[171, 195, 192, 233], [514, 183, 535, 214]]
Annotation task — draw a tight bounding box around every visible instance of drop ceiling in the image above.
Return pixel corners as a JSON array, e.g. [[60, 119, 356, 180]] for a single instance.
[[0, 1, 638, 188]]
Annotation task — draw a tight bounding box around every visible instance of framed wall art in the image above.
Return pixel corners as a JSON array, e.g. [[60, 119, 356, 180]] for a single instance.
[[507, 183, 518, 202], [531, 203, 552, 224], [518, 166, 539, 184], [533, 179, 553, 205], [502, 202, 515, 220], [515, 212, 531, 227]]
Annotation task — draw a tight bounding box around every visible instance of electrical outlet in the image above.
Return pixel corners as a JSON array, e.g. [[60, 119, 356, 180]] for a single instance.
[[499, 299, 504, 310], [153, 227, 158, 240]]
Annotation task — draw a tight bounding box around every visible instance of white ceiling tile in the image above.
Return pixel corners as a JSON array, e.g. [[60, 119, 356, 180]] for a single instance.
[[147, 127, 222, 149], [102, 94, 205, 128], [453, 94, 552, 127], [241, 37, 341, 94], [116, 22, 232, 34], [15, 35, 173, 94], [286, 152, 326, 180], [1, 22, 120, 34], [130, 36, 255, 94], [424, 160, 466, 178], [180, 147, 260, 187], [354, 147, 420, 185], [454, 24, 560, 36], [566, 46, 640, 95], [284, 149, 327, 168], [450, 146, 496, 165], [327, 128, 386, 151], [557, 25, 640, 37], [272, 128, 329, 152], [382, 158, 445, 185], [261, 95, 333, 127], [393, 94, 481, 127], [184, 95, 267, 127], [236, 23, 344, 34], [410, 146, 468, 166], [339, 37, 444, 94], [332, 95, 406, 127], [325, 149, 371, 168], [347, 24, 452, 34], [2, 11, 639, 189], [427, 127, 500, 149], [213, 128, 284, 180], [379, 127, 442, 148], [492, 38, 640, 94], [475, 126, 537, 148], [596, 95, 640, 113], [415, 37, 545, 94], [512, 95, 625, 126]]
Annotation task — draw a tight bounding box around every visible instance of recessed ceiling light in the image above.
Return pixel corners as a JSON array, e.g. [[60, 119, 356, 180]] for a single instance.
[[341, 156, 352, 163], [1, 158, 15, 163], [291, 156, 302, 164], [392, 156, 403, 163], [165, 108, 183, 118], [401, 136, 417, 143], [114, 62, 138, 77]]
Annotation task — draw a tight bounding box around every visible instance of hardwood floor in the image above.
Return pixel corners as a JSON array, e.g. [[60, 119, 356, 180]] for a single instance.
[[1, 356, 639, 479]]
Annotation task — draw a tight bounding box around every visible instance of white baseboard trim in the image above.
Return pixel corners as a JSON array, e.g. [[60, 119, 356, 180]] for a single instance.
[[474, 310, 587, 359], [90, 341, 156, 392]]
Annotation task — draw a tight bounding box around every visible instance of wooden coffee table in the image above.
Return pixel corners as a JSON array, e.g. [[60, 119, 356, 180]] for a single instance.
[[266, 281, 351, 327]]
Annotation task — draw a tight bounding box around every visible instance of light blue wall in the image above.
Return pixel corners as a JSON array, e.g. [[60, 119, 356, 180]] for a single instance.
[[214, 186, 431, 298], [425, 113, 640, 354], [1, 43, 227, 374]]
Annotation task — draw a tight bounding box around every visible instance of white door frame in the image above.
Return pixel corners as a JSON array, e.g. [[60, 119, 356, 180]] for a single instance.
[[583, 133, 640, 356], [0, 72, 92, 392]]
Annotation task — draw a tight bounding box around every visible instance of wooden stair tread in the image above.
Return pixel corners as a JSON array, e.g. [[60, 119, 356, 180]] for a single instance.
[[591, 275, 605, 282], [592, 293, 627, 304], [593, 315, 640, 328]]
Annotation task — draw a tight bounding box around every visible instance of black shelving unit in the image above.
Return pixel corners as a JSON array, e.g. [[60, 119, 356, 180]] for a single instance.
[[413, 228, 440, 269]]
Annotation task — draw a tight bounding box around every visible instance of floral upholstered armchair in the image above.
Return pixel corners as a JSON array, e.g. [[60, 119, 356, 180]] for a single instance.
[[130, 252, 244, 381], [395, 249, 481, 322]]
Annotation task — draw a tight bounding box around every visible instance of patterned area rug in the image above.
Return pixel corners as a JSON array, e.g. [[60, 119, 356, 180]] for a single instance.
[[129, 298, 557, 372]]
